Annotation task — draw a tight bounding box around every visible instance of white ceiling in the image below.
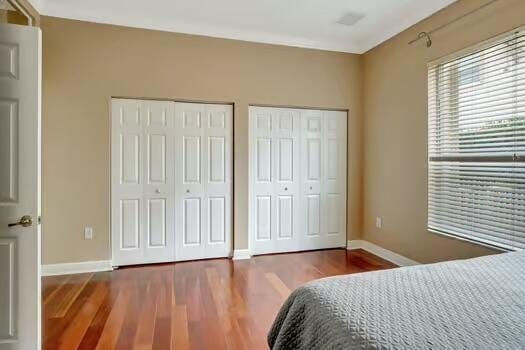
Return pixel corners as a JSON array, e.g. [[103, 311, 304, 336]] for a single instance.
[[29, 0, 458, 54]]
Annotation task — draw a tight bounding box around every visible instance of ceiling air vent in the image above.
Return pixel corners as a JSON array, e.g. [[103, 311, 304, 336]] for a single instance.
[[337, 12, 365, 26]]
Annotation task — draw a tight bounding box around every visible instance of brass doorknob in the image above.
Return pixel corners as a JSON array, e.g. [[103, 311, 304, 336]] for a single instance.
[[8, 215, 33, 228]]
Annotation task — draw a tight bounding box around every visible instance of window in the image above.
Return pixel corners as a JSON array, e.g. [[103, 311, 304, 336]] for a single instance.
[[428, 27, 525, 250]]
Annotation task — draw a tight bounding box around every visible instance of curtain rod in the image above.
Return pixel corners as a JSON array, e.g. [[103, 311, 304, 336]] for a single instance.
[[408, 0, 499, 48]]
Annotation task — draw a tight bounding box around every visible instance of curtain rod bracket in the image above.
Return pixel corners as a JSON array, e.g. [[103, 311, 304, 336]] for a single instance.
[[407, 0, 499, 48], [408, 32, 432, 47]]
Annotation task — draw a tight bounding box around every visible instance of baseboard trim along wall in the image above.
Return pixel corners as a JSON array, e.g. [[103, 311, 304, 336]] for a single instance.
[[232, 249, 251, 260], [347, 240, 419, 267], [40, 243, 414, 275], [42, 260, 114, 276]]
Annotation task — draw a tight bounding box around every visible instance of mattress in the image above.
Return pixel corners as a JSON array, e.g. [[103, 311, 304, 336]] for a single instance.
[[268, 251, 525, 349]]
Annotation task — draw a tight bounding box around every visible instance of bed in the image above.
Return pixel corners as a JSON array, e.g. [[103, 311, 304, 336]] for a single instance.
[[268, 251, 525, 349]]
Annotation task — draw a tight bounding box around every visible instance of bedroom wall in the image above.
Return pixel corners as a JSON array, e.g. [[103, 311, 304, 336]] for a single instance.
[[362, 0, 525, 263], [40, 16, 363, 264]]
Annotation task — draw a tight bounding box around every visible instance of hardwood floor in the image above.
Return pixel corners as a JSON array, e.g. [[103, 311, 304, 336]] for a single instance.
[[43, 249, 397, 350]]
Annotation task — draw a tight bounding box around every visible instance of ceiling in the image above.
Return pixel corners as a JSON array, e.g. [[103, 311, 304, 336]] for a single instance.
[[29, 0, 458, 54]]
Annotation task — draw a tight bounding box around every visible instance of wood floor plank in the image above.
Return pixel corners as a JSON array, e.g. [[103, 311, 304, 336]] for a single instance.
[[45, 273, 94, 317], [132, 282, 158, 349], [171, 305, 189, 350], [95, 288, 133, 350], [265, 273, 291, 300], [43, 249, 397, 349]]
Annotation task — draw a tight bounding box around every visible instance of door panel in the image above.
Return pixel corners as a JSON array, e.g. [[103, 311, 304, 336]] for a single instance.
[[306, 138, 321, 180], [142, 101, 175, 261], [147, 134, 166, 185], [183, 136, 201, 184], [306, 195, 321, 236], [183, 198, 201, 245], [250, 107, 300, 254], [278, 139, 293, 182], [208, 137, 225, 183], [0, 24, 41, 350], [0, 238, 15, 341], [175, 102, 232, 260], [256, 138, 272, 182], [256, 195, 272, 240], [0, 100, 18, 203], [120, 134, 140, 184], [120, 199, 140, 249], [208, 197, 225, 243], [147, 198, 166, 247], [322, 111, 347, 247], [277, 195, 293, 238], [112, 99, 175, 265], [327, 194, 340, 234], [327, 138, 338, 180]]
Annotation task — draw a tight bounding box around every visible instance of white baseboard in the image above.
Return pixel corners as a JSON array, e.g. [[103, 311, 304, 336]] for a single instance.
[[232, 249, 251, 260], [42, 260, 114, 276], [347, 240, 419, 267]]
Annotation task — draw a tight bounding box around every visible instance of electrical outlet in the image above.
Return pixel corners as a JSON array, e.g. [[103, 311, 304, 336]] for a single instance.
[[375, 217, 382, 229], [84, 226, 94, 240]]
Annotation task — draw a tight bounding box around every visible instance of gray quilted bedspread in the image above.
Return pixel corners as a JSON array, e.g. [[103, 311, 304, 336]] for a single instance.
[[268, 251, 525, 349]]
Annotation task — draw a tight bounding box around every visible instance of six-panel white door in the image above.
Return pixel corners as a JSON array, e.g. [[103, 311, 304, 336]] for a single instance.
[[301, 110, 347, 250], [174, 103, 233, 261], [111, 99, 175, 266], [249, 107, 301, 255], [0, 23, 41, 350]]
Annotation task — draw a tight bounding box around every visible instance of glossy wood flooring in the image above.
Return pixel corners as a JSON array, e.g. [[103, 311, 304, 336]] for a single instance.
[[43, 249, 397, 350]]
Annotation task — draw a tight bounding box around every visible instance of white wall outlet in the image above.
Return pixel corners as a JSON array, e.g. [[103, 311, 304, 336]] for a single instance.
[[375, 217, 382, 229], [84, 226, 94, 240]]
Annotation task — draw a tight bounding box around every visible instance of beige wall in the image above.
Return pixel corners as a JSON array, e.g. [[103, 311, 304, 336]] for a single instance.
[[41, 16, 363, 264], [362, 0, 525, 263]]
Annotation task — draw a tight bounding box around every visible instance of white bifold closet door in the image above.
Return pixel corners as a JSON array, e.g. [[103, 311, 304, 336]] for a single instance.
[[111, 99, 232, 266], [174, 102, 233, 261], [249, 106, 347, 255], [249, 107, 302, 254], [111, 99, 175, 266], [300, 109, 347, 251]]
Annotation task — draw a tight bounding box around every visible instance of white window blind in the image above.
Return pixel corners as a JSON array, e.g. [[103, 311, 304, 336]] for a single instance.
[[428, 27, 525, 250]]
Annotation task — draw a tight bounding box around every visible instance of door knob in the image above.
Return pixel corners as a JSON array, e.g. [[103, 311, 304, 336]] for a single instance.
[[284, 187, 288, 191], [8, 215, 33, 228], [186, 189, 190, 193], [310, 186, 313, 190], [155, 189, 161, 194]]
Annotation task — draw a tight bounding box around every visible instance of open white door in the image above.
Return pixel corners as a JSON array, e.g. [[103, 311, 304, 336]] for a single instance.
[[0, 23, 41, 350]]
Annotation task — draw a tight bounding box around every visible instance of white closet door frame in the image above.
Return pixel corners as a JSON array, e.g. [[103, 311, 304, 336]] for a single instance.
[[111, 99, 175, 266], [174, 102, 233, 261]]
